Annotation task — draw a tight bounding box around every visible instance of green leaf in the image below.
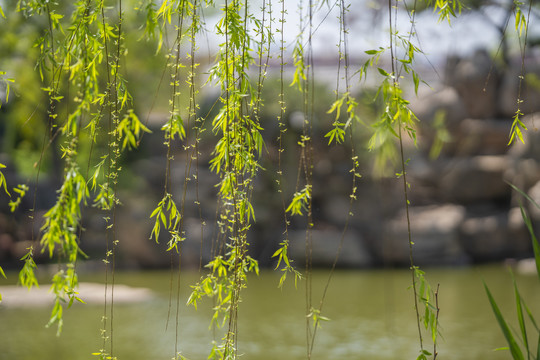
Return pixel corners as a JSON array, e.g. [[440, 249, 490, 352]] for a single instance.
[[537, 333, 540, 360], [522, 299, 539, 333], [413, 72, 420, 95], [521, 207, 540, 282], [511, 271, 529, 358], [286, 186, 311, 216], [378, 67, 390, 77], [325, 127, 345, 145], [484, 282, 525, 360], [507, 182, 540, 212], [0, 167, 10, 196], [508, 111, 527, 145], [533, 236, 540, 285]]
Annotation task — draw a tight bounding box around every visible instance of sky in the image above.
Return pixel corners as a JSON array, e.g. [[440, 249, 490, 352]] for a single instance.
[[197, 0, 510, 64]]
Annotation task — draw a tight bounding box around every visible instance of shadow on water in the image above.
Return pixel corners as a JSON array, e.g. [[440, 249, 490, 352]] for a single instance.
[[0, 265, 539, 360]]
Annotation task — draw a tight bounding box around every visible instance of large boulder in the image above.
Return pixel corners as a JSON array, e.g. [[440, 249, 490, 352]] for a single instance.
[[504, 158, 540, 208], [452, 118, 513, 156], [446, 49, 499, 119], [378, 204, 468, 266], [498, 58, 540, 118], [459, 208, 531, 261], [411, 86, 467, 155], [438, 156, 511, 203], [508, 206, 533, 256], [322, 177, 403, 229], [287, 227, 373, 268], [528, 180, 540, 222], [115, 195, 168, 268], [412, 86, 467, 131]]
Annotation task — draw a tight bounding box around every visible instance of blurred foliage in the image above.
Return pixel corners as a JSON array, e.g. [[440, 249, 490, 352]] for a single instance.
[[0, 1, 170, 178]]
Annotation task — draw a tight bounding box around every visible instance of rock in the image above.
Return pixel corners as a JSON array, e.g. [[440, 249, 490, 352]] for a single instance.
[[0, 233, 14, 261], [528, 180, 540, 221], [116, 200, 164, 268], [507, 207, 532, 256], [11, 240, 47, 262], [170, 160, 219, 219], [406, 155, 448, 205], [411, 86, 467, 155], [132, 156, 167, 190], [459, 208, 530, 261], [287, 228, 373, 268], [515, 258, 538, 275], [446, 49, 499, 119], [459, 212, 505, 261], [412, 86, 467, 131], [322, 178, 402, 227], [438, 156, 511, 203], [81, 193, 173, 269], [378, 204, 468, 266], [181, 217, 214, 268], [452, 118, 513, 156], [504, 159, 540, 206], [498, 58, 540, 118], [0, 282, 155, 307], [323, 197, 353, 227]]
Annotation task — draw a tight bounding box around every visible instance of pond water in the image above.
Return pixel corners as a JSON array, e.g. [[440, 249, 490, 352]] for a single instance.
[[1, 265, 539, 360]]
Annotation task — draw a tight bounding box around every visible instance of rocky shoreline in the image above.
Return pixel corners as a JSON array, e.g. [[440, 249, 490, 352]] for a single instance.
[[1, 50, 540, 269]]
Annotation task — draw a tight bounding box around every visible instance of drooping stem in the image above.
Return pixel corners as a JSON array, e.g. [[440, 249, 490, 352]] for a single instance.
[[388, 0, 423, 351]]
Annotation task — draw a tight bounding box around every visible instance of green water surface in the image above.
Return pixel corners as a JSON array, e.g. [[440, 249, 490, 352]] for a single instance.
[[1, 265, 538, 360]]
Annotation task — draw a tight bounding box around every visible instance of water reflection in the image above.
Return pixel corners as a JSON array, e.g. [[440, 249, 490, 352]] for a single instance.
[[0, 265, 538, 360]]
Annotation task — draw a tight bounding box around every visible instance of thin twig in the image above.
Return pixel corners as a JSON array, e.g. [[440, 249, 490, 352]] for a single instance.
[[433, 284, 440, 360]]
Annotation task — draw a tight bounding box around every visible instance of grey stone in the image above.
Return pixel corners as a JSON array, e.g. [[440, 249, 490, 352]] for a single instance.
[[411, 86, 466, 155], [439, 156, 511, 203], [498, 59, 540, 118], [528, 180, 540, 221], [459, 209, 530, 261], [453, 118, 513, 156], [515, 258, 538, 275], [379, 204, 467, 266], [411, 86, 467, 130], [460, 213, 505, 261], [287, 228, 373, 268], [505, 159, 540, 195], [508, 207, 532, 256], [446, 49, 499, 119]]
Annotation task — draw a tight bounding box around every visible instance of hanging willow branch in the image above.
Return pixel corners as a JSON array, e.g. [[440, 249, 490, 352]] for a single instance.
[[0, 1, 501, 360]]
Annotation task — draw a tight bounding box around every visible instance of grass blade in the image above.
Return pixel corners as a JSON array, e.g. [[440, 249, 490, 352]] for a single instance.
[[484, 282, 525, 360], [519, 206, 540, 282], [507, 182, 540, 212], [536, 333, 539, 360], [523, 300, 540, 333], [512, 271, 530, 359]]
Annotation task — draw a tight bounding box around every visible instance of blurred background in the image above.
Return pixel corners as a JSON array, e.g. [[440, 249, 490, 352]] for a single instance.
[[0, 0, 539, 270], [1, 0, 540, 359]]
